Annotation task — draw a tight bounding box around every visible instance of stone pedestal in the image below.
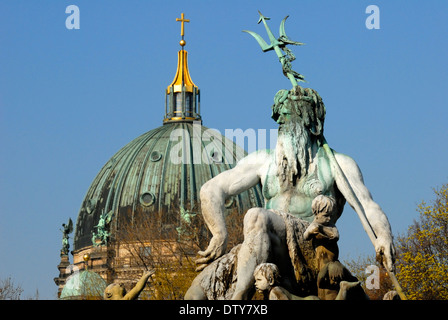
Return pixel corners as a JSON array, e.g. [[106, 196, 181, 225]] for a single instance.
[[54, 254, 71, 299]]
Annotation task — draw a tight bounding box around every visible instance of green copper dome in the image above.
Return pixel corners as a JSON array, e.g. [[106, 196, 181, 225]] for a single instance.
[[73, 21, 264, 251], [59, 269, 107, 300], [74, 122, 264, 250]]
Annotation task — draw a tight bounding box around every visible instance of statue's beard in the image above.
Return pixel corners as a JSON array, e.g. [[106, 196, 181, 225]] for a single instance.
[[275, 121, 311, 189]]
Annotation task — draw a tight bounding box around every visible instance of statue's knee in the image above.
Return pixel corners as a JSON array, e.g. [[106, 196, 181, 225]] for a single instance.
[[244, 208, 269, 234], [184, 284, 206, 300]]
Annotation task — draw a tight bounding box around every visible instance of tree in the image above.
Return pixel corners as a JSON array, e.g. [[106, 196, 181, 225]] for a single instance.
[[0, 277, 23, 300], [113, 212, 199, 300], [343, 254, 394, 300], [395, 183, 448, 300], [110, 202, 247, 300]]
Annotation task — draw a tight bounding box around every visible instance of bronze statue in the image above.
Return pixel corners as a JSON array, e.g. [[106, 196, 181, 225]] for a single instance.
[[103, 270, 155, 300]]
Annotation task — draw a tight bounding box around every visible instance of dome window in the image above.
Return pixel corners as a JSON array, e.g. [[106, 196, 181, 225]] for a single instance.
[[85, 199, 97, 214], [140, 192, 156, 206], [210, 149, 222, 163], [150, 151, 162, 162]]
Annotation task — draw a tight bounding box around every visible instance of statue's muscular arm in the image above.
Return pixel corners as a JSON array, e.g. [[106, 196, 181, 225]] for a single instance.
[[334, 153, 396, 271], [195, 150, 271, 271], [123, 269, 154, 300]]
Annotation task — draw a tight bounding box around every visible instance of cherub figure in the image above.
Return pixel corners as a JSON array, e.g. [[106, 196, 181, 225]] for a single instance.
[[103, 269, 155, 300], [304, 195, 367, 299], [254, 263, 319, 300], [304, 195, 339, 242], [254, 263, 360, 300]]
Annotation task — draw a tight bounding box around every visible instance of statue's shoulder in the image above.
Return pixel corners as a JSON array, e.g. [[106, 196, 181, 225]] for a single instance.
[[331, 150, 364, 181], [332, 151, 359, 169], [237, 149, 274, 166]]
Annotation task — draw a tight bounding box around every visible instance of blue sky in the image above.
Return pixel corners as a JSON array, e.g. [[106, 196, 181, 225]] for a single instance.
[[0, 1, 447, 299]]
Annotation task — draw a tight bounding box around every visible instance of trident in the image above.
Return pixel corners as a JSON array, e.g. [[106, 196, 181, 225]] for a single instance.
[[244, 11, 407, 300], [243, 11, 305, 87]]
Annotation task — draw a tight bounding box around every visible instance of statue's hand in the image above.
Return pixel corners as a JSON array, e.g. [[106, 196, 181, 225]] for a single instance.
[[375, 236, 396, 273], [303, 222, 319, 240], [144, 269, 155, 278], [195, 234, 228, 271]]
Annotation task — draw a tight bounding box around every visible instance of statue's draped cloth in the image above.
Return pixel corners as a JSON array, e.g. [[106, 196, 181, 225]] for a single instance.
[[198, 210, 318, 300], [275, 210, 318, 293]]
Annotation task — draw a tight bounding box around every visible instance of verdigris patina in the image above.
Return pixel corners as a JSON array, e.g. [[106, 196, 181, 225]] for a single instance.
[[243, 11, 306, 86], [185, 12, 397, 300], [92, 210, 113, 247], [60, 218, 73, 256]]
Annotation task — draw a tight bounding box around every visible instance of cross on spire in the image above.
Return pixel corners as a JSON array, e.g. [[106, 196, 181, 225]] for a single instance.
[[176, 13, 190, 38]]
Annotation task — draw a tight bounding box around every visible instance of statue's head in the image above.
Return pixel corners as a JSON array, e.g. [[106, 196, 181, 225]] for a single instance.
[[272, 86, 326, 184], [103, 283, 126, 300], [253, 263, 280, 292], [271, 86, 326, 138], [311, 195, 337, 225]]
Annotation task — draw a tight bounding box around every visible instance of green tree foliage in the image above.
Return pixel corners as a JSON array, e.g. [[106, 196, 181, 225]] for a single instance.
[[395, 184, 448, 300]]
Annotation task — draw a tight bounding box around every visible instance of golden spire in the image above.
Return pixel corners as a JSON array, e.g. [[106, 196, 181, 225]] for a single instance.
[[166, 49, 196, 94], [164, 13, 201, 124], [167, 13, 196, 93]]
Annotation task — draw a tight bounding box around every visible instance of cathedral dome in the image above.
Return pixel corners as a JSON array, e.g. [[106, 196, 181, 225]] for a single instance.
[[55, 13, 266, 299], [59, 269, 107, 300], [73, 122, 263, 250], [72, 14, 264, 252]]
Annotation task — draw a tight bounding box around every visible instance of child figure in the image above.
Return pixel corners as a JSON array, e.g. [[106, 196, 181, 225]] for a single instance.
[[303, 194, 339, 243], [253, 263, 360, 300], [254, 263, 319, 300], [304, 195, 366, 300]]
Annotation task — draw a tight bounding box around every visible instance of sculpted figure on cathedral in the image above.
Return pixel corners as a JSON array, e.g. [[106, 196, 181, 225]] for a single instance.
[[60, 218, 73, 256], [92, 210, 113, 247]]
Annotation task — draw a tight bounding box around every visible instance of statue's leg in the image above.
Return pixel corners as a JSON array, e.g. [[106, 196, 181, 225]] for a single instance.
[[231, 208, 287, 300], [184, 279, 207, 300], [335, 281, 365, 300]]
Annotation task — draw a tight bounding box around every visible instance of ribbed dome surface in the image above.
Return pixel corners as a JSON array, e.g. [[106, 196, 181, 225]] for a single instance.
[[74, 122, 264, 250], [59, 270, 107, 300]]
